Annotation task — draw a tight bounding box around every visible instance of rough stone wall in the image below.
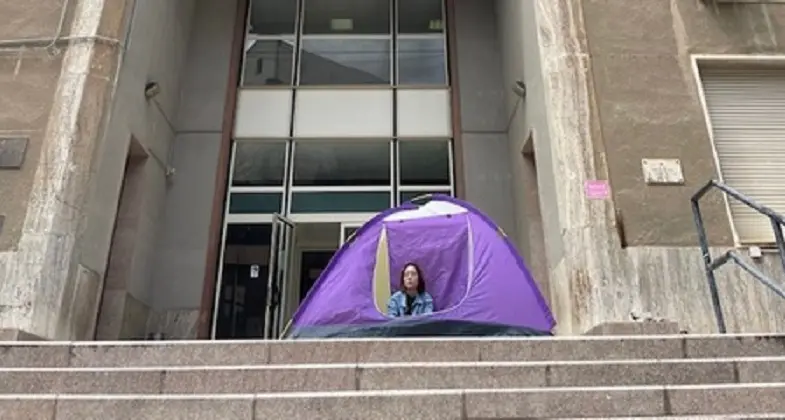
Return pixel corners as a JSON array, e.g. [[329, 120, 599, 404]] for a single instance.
[[528, 0, 785, 334], [0, 0, 131, 340]]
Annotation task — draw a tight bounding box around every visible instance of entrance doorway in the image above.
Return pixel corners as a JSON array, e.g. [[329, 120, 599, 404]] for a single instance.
[[299, 251, 334, 301], [212, 214, 295, 339], [213, 217, 372, 339]]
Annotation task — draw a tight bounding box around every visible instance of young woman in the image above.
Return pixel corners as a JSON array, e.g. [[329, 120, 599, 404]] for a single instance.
[[386, 262, 435, 318]]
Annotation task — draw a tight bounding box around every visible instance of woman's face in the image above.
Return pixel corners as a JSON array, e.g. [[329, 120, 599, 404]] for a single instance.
[[402, 265, 420, 290]]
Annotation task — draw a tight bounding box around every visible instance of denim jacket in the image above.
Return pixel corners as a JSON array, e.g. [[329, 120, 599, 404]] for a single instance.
[[387, 291, 434, 318]]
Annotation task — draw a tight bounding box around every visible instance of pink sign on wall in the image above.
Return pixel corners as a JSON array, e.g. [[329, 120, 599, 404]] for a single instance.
[[584, 180, 610, 200]]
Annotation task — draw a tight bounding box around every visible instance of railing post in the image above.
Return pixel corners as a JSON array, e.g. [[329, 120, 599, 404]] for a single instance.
[[691, 199, 727, 334], [771, 217, 785, 277]]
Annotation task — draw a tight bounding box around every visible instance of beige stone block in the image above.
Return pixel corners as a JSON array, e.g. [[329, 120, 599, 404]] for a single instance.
[[585, 321, 681, 335], [465, 387, 665, 418], [253, 391, 462, 420], [548, 360, 736, 387], [0, 1, 68, 40], [356, 339, 481, 363], [0, 397, 56, 419], [54, 397, 254, 420], [477, 337, 683, 361], [0, 345, 70, 367], [0, 370, 162, 394], [583, 0, 677, 55], [268, 340, 361, 364], [69, 342, 269, 367], [162, 366, 356, 393], [736, 358, 785, 383], [359, 364, 546, 390], [685, 335, 785, 358], [667, 383, 785, 415]]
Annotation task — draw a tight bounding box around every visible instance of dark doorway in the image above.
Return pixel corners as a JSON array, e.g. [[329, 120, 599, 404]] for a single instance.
[[299, 251, 335, 301], [215, 223, 272, 339]]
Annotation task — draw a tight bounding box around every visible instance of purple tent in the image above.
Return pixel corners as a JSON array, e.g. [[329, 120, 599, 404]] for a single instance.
[[288, 195, 555, 338]]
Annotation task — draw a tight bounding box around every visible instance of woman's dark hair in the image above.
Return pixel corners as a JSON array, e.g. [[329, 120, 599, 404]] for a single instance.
[[400, 262, 426, 294]]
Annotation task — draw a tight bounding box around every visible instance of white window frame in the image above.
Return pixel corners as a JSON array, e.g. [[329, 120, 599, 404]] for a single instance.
[[340, 222, 365, 244], [691, 54, 785, 248]]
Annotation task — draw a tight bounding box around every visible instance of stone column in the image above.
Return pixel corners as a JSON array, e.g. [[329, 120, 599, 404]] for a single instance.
[[532, 0, 628, 334], [0, 0, 131, 340]]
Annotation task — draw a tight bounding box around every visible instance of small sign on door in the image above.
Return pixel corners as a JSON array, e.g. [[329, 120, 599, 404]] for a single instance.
[[250, 264, 260, 279]]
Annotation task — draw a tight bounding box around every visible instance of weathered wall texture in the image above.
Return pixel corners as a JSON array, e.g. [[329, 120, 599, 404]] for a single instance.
[[452, 0, 518, 241], [88, 0, 198, 340], [144, 0, 239, 339], [501, 0, 785, 334], [0, 0, 131, 339]]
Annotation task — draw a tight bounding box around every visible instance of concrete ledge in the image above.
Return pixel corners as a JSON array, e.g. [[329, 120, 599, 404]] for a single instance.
[[584, 321, 681, 336], [1, 384, 784, 418], [0, 329, 47, 341], [3, 334, 785, 367], [0, 358, 783, 394]]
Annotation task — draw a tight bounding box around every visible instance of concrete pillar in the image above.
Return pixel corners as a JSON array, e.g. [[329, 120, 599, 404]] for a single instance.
[[530, 0, 628, 334], [0, 0, 132, 340]]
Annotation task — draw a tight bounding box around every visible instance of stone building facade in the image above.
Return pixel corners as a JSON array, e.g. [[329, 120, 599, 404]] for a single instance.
[[1, 0, 784, 341]]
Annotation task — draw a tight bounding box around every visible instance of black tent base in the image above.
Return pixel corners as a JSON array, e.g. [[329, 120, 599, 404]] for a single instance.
[[287, 319, 552, 339]]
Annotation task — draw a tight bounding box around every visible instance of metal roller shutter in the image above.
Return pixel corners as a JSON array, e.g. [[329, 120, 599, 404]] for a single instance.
[[700, 67, 785, 244]]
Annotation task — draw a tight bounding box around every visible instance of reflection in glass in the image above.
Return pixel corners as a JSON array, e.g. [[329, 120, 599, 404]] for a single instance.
[[299, 38, 391, 85], [399, 140, 451, 186], [242, 39, 295, 86], [397, 37, 447, 85], [248, 0, 298, 35], [232, 141, 287, 186], [303, 0, 390, 35], [399, 190, 451, 204], [398, 0, 443, 34], [228, 193, 283, 213], [291, 191, 391, 213], [293, 140, 391, 186]]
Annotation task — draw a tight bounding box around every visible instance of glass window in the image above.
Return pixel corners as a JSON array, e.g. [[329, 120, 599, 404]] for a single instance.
[[397, 37, 446, 85], [293, 140, 391, 187], [291, 191, 391, 213], [232, 141, 287, 187], [242, 38, 295, 86], [399, 190, 451, 204], [398, 140, 451, 186], [248, 0, 298, 36], [398, 0, 444, 34], [229, 193, 283, 213], [299, 39, 391, 85], [303, 0, 390, 35]]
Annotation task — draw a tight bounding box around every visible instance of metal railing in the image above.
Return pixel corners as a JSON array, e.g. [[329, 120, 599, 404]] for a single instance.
[[691, 180, 785, 333]]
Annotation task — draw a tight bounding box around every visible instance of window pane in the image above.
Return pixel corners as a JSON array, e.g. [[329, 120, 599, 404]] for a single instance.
[[399, 190, 451, 204], [293, 140, 391, 186], [303, 0, 390, 35], [291, 191, 390, 213], [300, 38, 391, 85], [232, 141, 287, 187], [398, 0, 443, 34], [229, 193, 283, 213], [242, 39, 295, 86], [249, 0, 297, 35], [294, 90, 393, 137], [399, 140, 450, 186], [397, 37, 446, 85]]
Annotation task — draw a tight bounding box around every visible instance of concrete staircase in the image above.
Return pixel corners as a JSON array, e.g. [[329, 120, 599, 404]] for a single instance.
[[2, 334, 785, 419]]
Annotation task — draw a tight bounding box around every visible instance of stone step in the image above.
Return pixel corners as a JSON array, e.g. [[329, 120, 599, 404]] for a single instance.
[[3, 334, 785, 367], [1, 357, 783, 394], [1, 383, 784, 419]]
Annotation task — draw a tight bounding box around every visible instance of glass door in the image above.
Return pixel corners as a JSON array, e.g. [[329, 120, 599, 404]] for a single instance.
[[340, 222, 362, 245], [265, 213, 296, 339]]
